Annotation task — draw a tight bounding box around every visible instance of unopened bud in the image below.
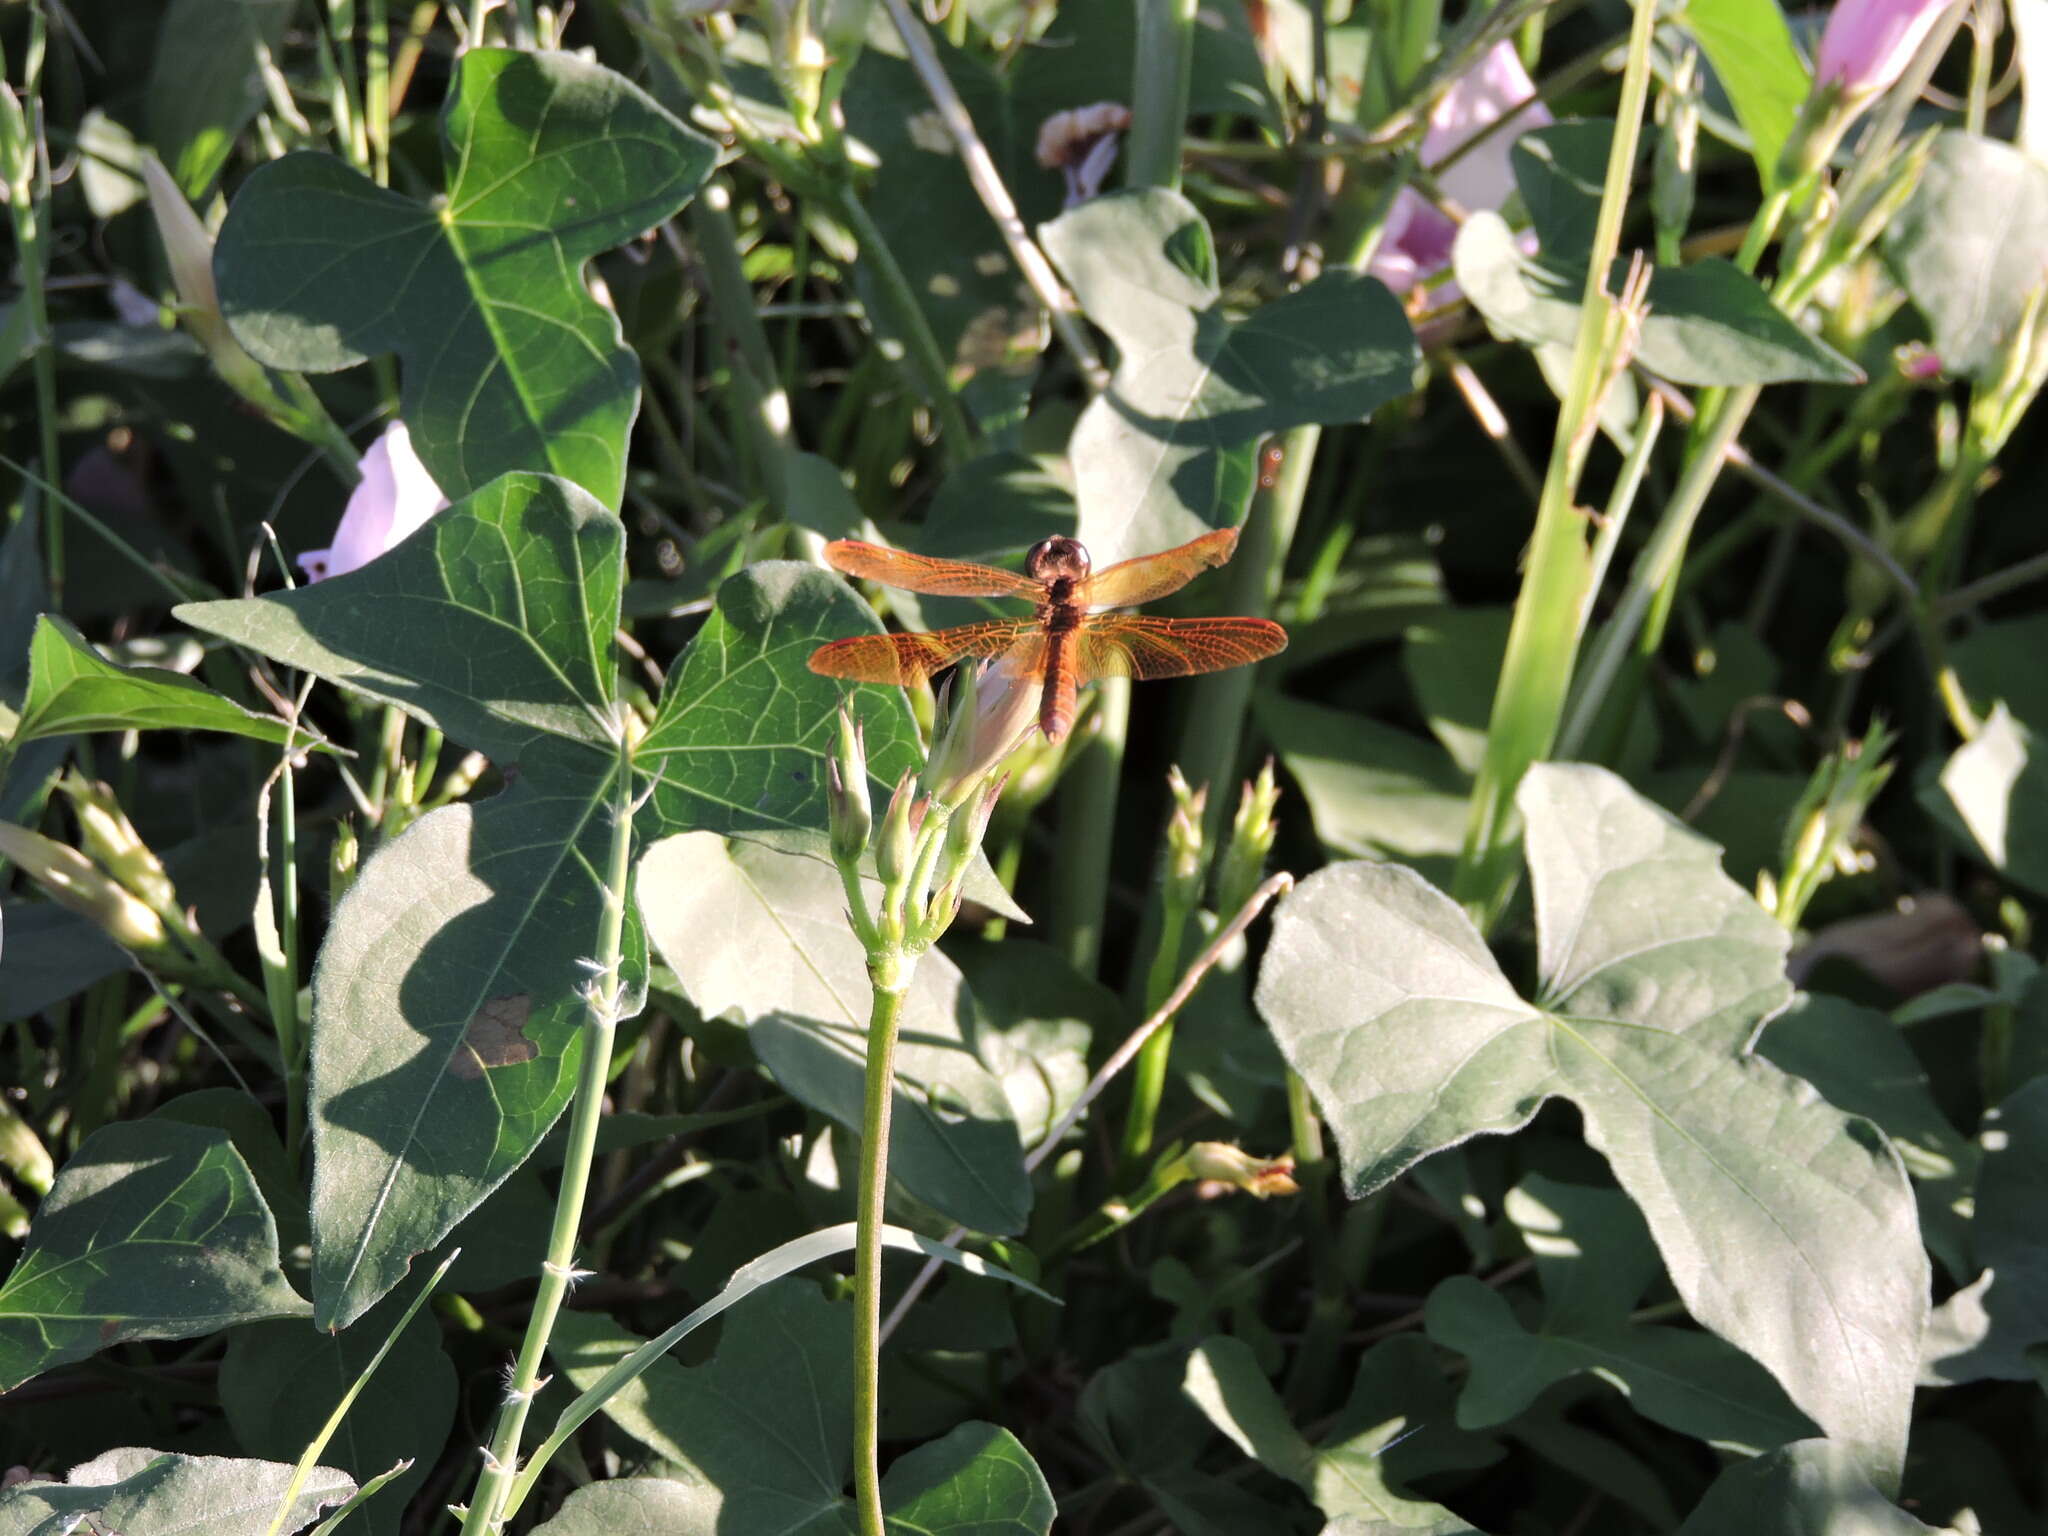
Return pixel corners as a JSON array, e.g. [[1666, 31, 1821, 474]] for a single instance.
[[922, 660, 1038, 811], [828, 705, 873, 867], [0, 823, 170, 952], [1653, 48, 1700, 252], [330, 820, 360, 908], [875, 770, 922, 890], [61, 776, 177, 916], [1163, 767, 1208, 913], [140, 153, 278, 408], [1215, 759, 1282, 916], [1186, 1142, 1299, 1199], [0, 1096, 53, 1196]]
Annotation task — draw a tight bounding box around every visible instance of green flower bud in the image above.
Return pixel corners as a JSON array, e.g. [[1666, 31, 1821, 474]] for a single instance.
[[0, 823, 170, 953], [1215, 759, 1281, 916], [829, 704, 873, 868], [60, 776, 177, 917], [1163, 767, 1208, 914]]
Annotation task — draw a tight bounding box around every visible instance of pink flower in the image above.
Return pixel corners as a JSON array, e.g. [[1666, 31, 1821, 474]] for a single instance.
[[1369, 41, 1552, 311], [298, 421, 448, 582], [1815, 0, 1952, 97]]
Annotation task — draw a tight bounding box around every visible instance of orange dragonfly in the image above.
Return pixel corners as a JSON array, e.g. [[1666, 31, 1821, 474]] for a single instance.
[[807, 529, 1287, 742]]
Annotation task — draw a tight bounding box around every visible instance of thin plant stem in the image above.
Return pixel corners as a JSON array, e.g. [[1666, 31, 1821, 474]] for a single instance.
[[1450, 0, 1659, 926], [2, 17, 63, 597], [876, 0, 1109, 390], [852, 968, 910, 1536], [1128, 0, 1197, 191], [1052, 678, 1127, 974], [1116, 891, 1193, 1172], [460, 753, 637, 1536], [878, 872, 1295, 1342]]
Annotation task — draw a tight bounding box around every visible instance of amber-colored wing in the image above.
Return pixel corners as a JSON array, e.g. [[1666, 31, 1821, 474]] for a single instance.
[[823, 539, 1045, 599], [1074, 527, 1241, 609], [1072, 613, 1286, 682], [808, 622, 1045, 685]]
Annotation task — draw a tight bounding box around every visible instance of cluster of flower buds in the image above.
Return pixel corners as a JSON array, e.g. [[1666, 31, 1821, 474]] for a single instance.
[[828, 666, 1032, 972], [1214, 759, 1281, 917], [1162, 767, 1209, 918]]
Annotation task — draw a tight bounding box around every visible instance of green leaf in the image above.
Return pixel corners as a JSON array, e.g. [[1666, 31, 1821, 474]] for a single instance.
[[5, 614, 312, 756], [1454, 214, 1862, 386], [1758, 994, 1977, 1280], [147, 0, 297, 195], [637, 831, 1030, 1234], [637, 562, 924, 837], [953, 938, 1113, 1147], [1677, 0, 1813, 190], [1252, 693, 1470, 870], [1675, 1439, 1944, 1534], [1403, 608, 1511, 778], [1930, 702, 2048, 895], [1041, 189, 1418, 561], [546, 1285, 1053, 1534], [177, 474, 625, 762], [525, 1480, 718, 1534], [1255, 764, 1926, 1490], [1510, 122, 1613, 261], [1920, 1076, 2048, 1382], [0, 1120, 307, 1392], [214, 49, 716, 505], [1952, 611, 2048, 727], [219, 1299, 456, 1536], [1520, 761, 1792, 1052], [1885, 131, 2048, 380], [1181, 1336, 1467, 1525], [0, 1450, 353, 1536]]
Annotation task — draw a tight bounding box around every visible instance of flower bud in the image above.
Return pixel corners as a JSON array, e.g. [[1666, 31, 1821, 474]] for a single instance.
[[1163, 767, 1208, 914], [1815, 0, 1954, 102], [1186, 1142, 1299, 1199], [828, 704, 873, 867], [1653, 48, 1700, 255], [330, 819, 360, 909], [139, 153, 280, 410], [875, 770, 922, 891], [0, 1096, 53, 1197], [0, 823, 170, 952], [1215, 759, 1281, 916], [60, 776, 177, 917]]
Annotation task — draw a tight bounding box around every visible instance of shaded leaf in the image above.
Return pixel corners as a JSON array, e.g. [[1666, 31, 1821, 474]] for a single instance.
[[148, 0, 296, 194], [638, 831, 1030, 1234], [215, 49, 716, 504], [1454, 213, 1861, 385], [0, 1449, 352, 1536], [1253, 693, 1470, 869], [1676, 1439, 1943, 1534], [0, 1120, 306, 1391], [1931, 702, 2048, 895], [1885, 131, 2048, 380], [1042, 189, 1417, 561]]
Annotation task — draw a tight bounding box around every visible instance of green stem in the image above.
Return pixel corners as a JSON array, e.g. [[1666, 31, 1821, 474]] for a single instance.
[[2, 16, 62, 598], [691, 179, 800, 520], [853, 962, 911, 1536], [1128, 0, 1198, 191], [1117, 893, 1192, 1172], [460, 755, 636, 1536], [1448, 0, 1660, 926], [1053, 678, 1127, 974]]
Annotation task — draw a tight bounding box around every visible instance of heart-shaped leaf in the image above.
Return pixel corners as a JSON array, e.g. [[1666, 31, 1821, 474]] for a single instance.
[[637, 830, 1030, 1235], [1041, 189, 1418, 561], [178, 476, 917, 1326], [0, 1120, 307, 1391], [214, 49, 716, 505], [1256, 763, 1926, 1490]]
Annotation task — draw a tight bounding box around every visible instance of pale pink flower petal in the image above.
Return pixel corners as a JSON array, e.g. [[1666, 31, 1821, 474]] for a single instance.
[[298, 421, 449, 583], [1815, 0, 1952, 95]]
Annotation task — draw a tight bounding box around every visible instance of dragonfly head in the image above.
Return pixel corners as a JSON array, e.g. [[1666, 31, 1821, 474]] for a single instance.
[[1025, 536, 1091, 584]]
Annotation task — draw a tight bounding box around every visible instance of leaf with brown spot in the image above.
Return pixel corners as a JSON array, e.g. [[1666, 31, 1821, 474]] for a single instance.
[[450, 995, 539, 1081]]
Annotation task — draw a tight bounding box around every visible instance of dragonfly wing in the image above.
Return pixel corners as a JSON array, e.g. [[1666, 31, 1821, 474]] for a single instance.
[[807, 621, 1040, 685], [824, 539, 1045, 599], [1075, 527, 1241, 609], [1073, 614, 1288, 682]]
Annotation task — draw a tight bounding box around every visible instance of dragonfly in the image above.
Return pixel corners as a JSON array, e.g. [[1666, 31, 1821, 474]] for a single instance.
[[807, 528, 1287, 742]]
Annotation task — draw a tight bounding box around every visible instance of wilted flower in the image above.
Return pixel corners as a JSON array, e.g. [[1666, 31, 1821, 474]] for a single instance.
[[1037, 102, 1134, 207], [1815, 0, 1953, 99], [1369, 41, 1552, 312], [1186, 1142, 1299, 1199], [299, 421, 448, 582]]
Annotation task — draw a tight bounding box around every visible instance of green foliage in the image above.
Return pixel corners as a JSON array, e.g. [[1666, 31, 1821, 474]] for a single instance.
[[0, 1449, 353, 1536], [214, 50, 716, 505], [0, 1120, 306, 1390]]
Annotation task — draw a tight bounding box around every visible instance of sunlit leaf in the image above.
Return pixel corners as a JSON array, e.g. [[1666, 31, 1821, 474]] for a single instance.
[[1256, 763, 1926, 1490], [1675, 1440, 1944, 1533], [1041, 189, 1417, 562], [148, 0, 296, 195], [215, 49, 716, 505], [0, 1449, 353, 1536], [1930, 703, 2048, 895], [1677, 0, 1812, 190], [0, 1120, 307, 1391]]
